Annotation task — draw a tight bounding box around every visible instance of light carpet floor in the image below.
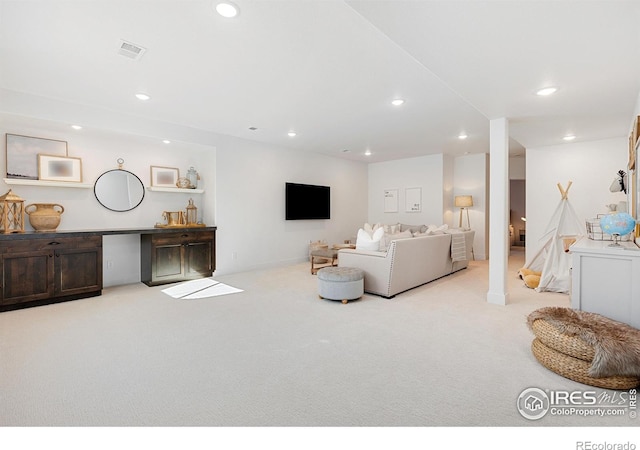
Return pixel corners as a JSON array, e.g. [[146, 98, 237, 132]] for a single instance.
[[0, 249, 636, 429]]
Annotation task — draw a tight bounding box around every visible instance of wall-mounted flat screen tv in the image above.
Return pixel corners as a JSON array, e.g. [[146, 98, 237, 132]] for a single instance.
[[285, 182, 330, 220]]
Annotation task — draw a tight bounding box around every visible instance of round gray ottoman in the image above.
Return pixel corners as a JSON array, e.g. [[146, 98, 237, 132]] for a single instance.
[[317, 266, 364, 304]]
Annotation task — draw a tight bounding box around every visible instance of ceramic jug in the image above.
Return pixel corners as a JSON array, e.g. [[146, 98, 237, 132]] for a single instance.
[[25, 203, 64, 232]]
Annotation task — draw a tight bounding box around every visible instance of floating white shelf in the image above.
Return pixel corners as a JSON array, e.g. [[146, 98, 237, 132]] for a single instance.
[[146, 186, 204, 194], [3, 178, 93, 189]]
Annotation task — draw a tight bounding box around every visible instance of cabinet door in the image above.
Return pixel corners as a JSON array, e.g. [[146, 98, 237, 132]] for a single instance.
[[140, 231, 216, 286], [0, 250, 55, 305], [153, 242, 185, 283], [55, 246, 103, 297], [185, 240, 213, 278]]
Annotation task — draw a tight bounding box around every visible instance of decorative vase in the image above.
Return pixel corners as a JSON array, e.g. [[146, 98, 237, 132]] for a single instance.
[[186, 166, 199, 189], [25, 203, 64, 232]]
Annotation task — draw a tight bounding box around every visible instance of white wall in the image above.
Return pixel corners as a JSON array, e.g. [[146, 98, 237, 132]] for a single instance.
[[443, 153, 454, 227], [367, 154, 446, 226], [509, 156, 526, 180], [213, 134, 368, 275], [454, 153, 489, 259], [526, 137, 628, 260], [367, 153, 488, 259]]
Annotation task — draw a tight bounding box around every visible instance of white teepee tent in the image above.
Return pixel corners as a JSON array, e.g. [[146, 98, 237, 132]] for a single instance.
[[521, 182, 584, 293]]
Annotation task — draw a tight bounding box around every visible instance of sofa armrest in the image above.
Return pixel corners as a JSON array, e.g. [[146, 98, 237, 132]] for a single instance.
[[338, 248, 394, 297]]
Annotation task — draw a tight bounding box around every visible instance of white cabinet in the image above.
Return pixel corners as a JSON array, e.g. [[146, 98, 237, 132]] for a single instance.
[[570, 238, 640, 329]]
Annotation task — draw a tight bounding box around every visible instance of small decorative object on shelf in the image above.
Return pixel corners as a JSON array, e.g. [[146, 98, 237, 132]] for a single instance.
[[0, 189, 25, 233], [186, 198, 197, 225], [599, 212, 636, 248], [186, 166, 199, 189], [176, 177, 190, 189], [162, 211, 184, 226], [150, 166, 179, 187], [25, 203, 64, 232]]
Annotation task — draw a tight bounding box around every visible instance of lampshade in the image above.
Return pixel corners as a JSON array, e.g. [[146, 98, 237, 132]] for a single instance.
[[455, 195, 473, 208]]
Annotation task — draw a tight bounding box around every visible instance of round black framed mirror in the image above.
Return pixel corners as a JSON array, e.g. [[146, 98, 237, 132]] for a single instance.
[[94, 169, 145, 212]]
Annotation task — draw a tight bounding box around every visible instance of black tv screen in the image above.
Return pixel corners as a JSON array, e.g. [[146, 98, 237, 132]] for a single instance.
[[285, 182, 330, 220]]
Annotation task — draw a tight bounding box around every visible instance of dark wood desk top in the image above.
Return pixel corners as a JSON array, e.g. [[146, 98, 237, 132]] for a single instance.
[[0, 226, 217, 241]]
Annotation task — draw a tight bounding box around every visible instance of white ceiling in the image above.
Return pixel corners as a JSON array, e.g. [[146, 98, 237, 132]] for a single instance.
[[1, 0, 639, 162]]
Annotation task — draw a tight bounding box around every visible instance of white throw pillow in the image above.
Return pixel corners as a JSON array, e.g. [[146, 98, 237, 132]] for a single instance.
[[356, 227, 384, 251], [364, 222, 382, 234]]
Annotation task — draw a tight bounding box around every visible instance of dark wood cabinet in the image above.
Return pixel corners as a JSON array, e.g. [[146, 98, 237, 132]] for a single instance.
[[140, 230, 216, 286], [0, 236, 102, 310], [0, 226, 216, 312]]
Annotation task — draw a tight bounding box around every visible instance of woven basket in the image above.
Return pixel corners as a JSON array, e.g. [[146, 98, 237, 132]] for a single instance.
[[531, 338, 640, 390], [531, 318, 595, 361]]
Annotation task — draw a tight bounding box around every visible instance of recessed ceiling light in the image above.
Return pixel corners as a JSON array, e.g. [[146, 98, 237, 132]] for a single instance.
[[536, 87, 558, 96], [391, 99, 405, 106], [71, 125, 82, 130], [162, 139, 171, 144], [215, 1, 239, 18], [458, 133, 468, 140], [287, 131, 297, 137], [364, 149, 372, 156], [563, 134, 576, 141], [135, 93, 150, 101]]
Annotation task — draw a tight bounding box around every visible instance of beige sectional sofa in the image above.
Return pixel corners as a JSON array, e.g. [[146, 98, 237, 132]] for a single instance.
[[337, 230, 475, 298]]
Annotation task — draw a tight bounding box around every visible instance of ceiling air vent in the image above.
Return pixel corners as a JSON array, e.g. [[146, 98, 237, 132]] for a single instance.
[[118, 39, 147, 60]]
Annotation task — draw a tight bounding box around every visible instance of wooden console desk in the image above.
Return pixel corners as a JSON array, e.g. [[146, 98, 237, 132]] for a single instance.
[[0, 226, 216, 312]]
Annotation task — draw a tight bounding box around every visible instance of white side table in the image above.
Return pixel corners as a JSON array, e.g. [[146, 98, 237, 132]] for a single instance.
[[570, 237, 640, 329]]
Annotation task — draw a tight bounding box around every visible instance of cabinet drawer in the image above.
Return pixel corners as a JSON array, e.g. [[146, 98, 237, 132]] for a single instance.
[[151, 231, 214, 245], [0, 236, 102, 253]]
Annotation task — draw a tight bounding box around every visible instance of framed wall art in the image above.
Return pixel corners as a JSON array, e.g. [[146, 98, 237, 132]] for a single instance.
[[405, 187, 422, 212], [6, 134, 68, 180], [384, 189, 398, 213], [150, 166, 179, 187], [38, 154, 83, 182]]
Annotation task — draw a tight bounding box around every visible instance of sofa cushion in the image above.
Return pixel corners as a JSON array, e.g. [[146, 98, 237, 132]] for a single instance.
[[356, 227, 384, 251], [383, 223, 401, 234], [381, 229, 413, 251], [400, 223, 426, 233], [424, 224, 449, 235]]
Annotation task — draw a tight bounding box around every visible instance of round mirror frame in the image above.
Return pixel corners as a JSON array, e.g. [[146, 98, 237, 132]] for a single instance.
[[94, 169, 145, 212]]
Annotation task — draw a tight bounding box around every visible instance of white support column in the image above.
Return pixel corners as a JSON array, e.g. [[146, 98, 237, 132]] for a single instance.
[[487, 117, 510, 305]]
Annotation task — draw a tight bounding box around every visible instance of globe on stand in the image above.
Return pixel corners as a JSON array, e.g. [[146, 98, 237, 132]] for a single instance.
[[599, 212, 636, 247]]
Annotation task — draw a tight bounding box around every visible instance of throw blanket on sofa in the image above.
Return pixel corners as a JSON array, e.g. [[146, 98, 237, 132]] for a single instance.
[[448, 230, 467, 262]]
